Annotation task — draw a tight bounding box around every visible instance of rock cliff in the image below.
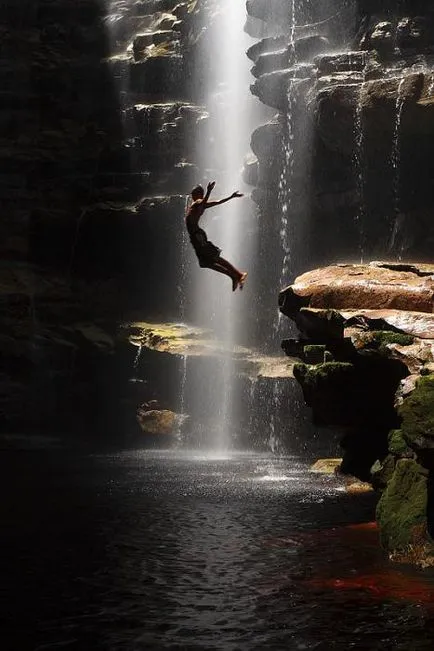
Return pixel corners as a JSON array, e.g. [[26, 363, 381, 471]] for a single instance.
[[246, 0, 434, 564], [246, 0, 434, 285], [279, 262, 434, 565], [0, 0, 214, 436]]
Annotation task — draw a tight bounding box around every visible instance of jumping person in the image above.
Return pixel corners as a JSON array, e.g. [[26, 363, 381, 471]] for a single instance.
[[185, 181, 248, 291]]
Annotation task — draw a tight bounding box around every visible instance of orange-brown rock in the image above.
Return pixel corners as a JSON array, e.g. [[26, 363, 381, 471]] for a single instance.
[[280, 262, 434, 316], [136, 409, 178, 435]]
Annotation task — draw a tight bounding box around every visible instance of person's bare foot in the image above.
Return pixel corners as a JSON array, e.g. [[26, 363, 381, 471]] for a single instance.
[[238, 272, 248, 290]]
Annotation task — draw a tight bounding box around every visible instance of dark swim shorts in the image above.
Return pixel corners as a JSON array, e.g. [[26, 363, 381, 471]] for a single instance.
[[189, 228, 222, 267]]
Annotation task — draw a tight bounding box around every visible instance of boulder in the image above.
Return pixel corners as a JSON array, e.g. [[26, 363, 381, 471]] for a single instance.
[[376, 459, 434, 566], [369, 21, 395, 58], [136, 408, 180, 434], [279, 263, 434, 316], [310, 458, 342, 473], [399, 374, 434, 458], [293, 358, 405, 429], [396, 16, 434, 51], [250, 119, 283, 163], [341, 309, 434, 340]]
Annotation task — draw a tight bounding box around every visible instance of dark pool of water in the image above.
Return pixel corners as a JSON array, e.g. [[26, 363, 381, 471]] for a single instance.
[[2, 446, 434, 650]]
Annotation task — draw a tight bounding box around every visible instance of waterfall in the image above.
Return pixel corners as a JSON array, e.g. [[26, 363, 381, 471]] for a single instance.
[[273, 1, 298, 339], [178, 196, 191, 322], [190, 0, 259, 453], [353, 84, 366, 263], [390, 78, 406, 258], [269, 380, 282, 454], [392, 79, 406, 213], [176, 354, 188, 443]]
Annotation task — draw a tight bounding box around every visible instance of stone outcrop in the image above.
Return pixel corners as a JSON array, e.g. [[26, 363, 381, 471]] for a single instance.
[[280, 261, 434, 565], [121, 320, 315, 451]]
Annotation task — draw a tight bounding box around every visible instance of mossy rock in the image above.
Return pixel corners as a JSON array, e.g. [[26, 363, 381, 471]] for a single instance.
[[371, 454, 396, 489], [295, 308, 345, 341], [376, 458, 429, 552], [388, 429, 412, 456], [400, 375, 434, 453], [303, 344, 326, 364], [358, 330, 414, 355], [294, 361, 355, 388], [294, 361, 364, 427]]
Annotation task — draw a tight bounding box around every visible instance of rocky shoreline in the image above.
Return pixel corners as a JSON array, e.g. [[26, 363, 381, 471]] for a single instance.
[[279, 261, 434, 565]]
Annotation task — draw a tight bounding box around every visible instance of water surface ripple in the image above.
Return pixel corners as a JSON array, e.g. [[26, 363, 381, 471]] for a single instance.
[[2, 449, 434, 650]]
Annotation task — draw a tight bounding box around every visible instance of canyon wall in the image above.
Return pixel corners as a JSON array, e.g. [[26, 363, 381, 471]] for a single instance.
[[247, 0, 434, 564]]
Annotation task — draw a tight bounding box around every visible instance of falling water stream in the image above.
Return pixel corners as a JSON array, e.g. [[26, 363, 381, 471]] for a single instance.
[[353, 83, 366, 263], [274, 0, 297, 339], [190, 0, 259, 452], [391, 78, 406, 219], [389, 78, 407, 258]]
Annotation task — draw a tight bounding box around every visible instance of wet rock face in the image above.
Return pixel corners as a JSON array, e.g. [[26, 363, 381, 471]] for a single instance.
[[246, 0, 434, 269]]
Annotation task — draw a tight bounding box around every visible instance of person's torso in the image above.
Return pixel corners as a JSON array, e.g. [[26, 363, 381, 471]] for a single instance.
[[185, 201, 205, 235]]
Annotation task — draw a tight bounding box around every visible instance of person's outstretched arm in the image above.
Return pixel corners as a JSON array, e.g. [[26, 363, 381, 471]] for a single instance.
[[204, 190, 244, 209], [202, 180, 215, 203]]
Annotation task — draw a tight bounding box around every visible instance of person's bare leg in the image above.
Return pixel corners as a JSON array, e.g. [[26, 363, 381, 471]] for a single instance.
[[208, 258, 241, 291], [216, 257, 248, 291], [206, 258, 247, 291], [208, 261, 234, 280], [208, 261, 239, 291]]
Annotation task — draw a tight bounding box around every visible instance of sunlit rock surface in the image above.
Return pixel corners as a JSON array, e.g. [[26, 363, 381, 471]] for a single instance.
[[310, 458, 342, 473], [136, 407, 184, 435], [124, 321, 296, 379], [280, 262, 434, 315]]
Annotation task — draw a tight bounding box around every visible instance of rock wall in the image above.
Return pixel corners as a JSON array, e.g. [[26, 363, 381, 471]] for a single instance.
[[0, 0, 221, 437], [247, 1, 434, 564], [245, 0, 434, 285]]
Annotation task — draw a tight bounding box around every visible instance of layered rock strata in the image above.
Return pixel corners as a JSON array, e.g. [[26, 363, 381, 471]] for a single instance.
[[245, 0, 434, 302], [0, 0, 223, 436], [280, 262, 434, 565]]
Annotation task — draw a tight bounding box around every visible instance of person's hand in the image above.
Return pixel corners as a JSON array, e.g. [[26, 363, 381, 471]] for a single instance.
[[231, 191, 243, 198], [207, 181, 216, 192]]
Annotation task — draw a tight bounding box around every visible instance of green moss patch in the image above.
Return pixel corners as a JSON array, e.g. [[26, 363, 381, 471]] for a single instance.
[[359, 330, 414, 354], [371, 454, 396, 490], [388, 429, 412, 456], [376, 459, 428, 551], [400, 375, 434, 451], [303, 344, 326, 364], [294, 361, 354, 388]]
